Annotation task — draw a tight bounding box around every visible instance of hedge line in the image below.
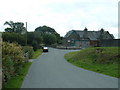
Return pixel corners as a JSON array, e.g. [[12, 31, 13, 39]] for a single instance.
[[2, 42, 33, 85]]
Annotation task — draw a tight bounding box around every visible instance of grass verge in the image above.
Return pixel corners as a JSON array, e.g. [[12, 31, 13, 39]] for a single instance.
[[3, 49, 43, 89], [32, 49, 42, 59], [3, 62, 32, 89], [65, 47, 120, 78]]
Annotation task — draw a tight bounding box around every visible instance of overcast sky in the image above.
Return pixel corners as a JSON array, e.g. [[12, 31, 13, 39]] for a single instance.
[[0, 0, 119, 38]]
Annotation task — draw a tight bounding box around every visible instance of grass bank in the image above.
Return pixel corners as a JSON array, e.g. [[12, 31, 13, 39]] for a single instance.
[[3, 49, 42, 89], [32, 49, 42, 59], [65, 47, 120, 78]]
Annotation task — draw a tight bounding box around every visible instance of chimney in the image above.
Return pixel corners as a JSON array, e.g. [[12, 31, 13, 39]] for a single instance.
[[83, 27, 88, 39], [84, 27, 88, 31]]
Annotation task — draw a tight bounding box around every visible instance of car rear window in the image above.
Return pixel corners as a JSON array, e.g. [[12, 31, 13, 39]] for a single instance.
[[44, 47, 48, 49]]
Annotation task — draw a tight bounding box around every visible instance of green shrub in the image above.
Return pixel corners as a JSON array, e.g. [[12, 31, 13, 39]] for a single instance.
[[2, 32, 26, 46], [32, 40, 39, 51], [2, 42, 26, 85], [2, 56, 14, 82], [23, 46, 34, 59]]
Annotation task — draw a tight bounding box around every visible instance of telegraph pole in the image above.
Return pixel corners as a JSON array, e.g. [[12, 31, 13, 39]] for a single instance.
[[26, 22, 27, 46]]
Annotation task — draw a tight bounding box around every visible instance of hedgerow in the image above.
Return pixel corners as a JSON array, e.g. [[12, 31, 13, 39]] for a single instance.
[[23, 46, 34, 59], [2, 42, 26, 85]]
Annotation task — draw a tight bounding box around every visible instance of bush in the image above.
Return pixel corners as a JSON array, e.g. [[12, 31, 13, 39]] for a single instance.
[[32, 40, 39, 51], [2, 56, 14, 82], [23, 46, 34, 59], [2, 42, 26, 84]]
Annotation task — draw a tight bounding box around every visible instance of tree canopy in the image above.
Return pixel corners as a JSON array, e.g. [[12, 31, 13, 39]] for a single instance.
[[4, 21, 26, 33], [34, 25, 62, 45], [35, 25, 56, 33]]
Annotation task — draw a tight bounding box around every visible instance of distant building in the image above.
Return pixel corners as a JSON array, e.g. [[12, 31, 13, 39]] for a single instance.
[[64, 28, 114, 47]]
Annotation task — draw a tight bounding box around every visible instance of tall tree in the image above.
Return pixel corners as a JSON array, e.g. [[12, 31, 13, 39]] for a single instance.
[[43, 33, 57, 45], [4, 21, 26, 33], [35, 25, 56, 33], [4, 21, 15, 32], [34, 25, 61, 44], [14, 22, 26, 33]]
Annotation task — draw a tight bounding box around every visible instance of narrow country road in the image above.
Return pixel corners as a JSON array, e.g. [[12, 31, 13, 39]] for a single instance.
[[21, 48, 118, 88]]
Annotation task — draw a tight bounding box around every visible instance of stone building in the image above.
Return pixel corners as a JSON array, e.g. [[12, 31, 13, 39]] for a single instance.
[[64, 28, 114, 48]]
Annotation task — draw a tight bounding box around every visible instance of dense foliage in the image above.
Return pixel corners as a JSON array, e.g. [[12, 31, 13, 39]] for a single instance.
[[35, 25, 55, 33], [4, 21, 26, 33], [2, 32, 41, 51], [2, 32, 26, 46], [3, 22, 63, 50], [22, 46, 34, 59], [2, 42, 25, 84], [27, 32, 42, 51], [2, 42, 34, 85], [34, 25, 62, 45]]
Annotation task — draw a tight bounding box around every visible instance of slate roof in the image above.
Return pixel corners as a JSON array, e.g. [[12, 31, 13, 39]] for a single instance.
[[65, 30, 114, 40], [87, 31, 100, 40], [75, 30, 84, 38], [64, 30, 73, 38], [75, 30, 101, 40]]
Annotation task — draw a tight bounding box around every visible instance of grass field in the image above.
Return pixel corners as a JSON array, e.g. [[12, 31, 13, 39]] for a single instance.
[[65, 47, 120, 78], [3, 49, 42, 89]]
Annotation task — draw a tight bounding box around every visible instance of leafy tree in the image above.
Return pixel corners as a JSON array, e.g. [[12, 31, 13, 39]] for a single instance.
[[35, 25, 55, 33], [4, 28, 13, 32], [4, 21, 26, 33], [54, 33, 61, 43], [27, 32, 42, 50], [27, 32, 34, 45], [34, 31, 43, 44], [43, 33, 57, 45], [4, 21, 14, 31], [35, 25, 61, 45], [14, 22, 26, 33]]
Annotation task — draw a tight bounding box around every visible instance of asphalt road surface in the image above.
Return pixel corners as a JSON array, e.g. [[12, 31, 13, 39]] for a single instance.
[[21, 48, 118, 88]]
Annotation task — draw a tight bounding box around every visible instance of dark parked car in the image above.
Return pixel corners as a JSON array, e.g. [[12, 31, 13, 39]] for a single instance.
[[43, 47, 48, 52]]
